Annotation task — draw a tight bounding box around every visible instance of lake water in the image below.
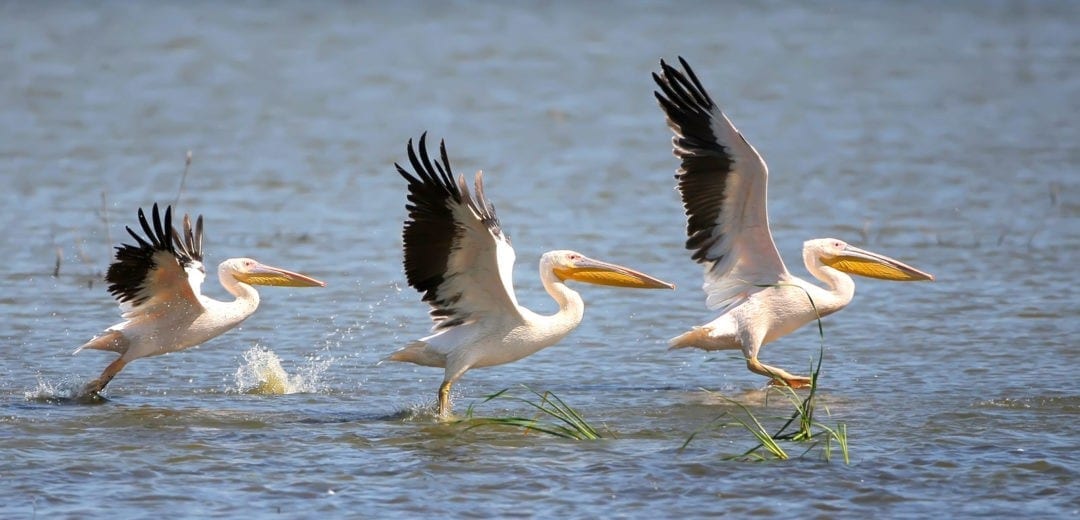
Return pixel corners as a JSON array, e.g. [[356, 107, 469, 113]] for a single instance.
[[1, 1, 1077, 517]]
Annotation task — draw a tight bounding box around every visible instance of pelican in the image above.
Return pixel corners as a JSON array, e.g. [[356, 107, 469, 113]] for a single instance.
[[75, 203, 325, 397], [653, 57, 934, 388], [389, 133, 674, 416]]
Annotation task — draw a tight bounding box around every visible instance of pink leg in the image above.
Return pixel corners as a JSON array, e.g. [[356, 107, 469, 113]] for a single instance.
[[82, 357, 128, 396]]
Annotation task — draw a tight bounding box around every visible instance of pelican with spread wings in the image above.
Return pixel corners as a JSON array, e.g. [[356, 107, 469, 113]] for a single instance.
[[653, 57, 934, 388], [75, 204, 325, 397], [389, 134, 674, 416]]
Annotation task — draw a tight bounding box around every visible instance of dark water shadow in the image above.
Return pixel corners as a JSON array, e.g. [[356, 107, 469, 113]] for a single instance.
[[21, 390, 111, 406], [287, 404, 441, 425], [30, 392, 111, 406]]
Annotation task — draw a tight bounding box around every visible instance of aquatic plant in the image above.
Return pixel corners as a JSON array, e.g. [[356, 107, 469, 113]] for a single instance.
[[455, 385, 608, 440]]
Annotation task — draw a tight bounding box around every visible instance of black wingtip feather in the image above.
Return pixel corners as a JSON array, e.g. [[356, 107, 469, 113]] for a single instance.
[[654, 57, 737, 266], [397, 134, 507, 329], [106, 203, 186, 306], [398, 134, 461, 305], [172, 212, 205, 266]]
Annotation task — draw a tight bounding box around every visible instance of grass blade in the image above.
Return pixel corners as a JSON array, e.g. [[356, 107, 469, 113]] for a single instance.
[[454, 385, 605, 440]]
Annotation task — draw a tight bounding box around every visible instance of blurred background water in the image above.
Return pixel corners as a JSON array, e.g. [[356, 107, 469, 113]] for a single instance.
[[1, 1, 1077, 517]]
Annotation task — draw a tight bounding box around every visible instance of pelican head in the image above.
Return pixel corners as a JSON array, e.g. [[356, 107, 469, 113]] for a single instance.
[[546, 250, 674, 289], [808, 239, 934, 282], [225, 258, 327, 287]]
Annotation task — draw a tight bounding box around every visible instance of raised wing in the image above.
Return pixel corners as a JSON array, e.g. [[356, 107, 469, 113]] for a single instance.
[[397, 133, 522, 330], [172, 212, 205, 268], [653, 57, 789, 311], [106, 203, 205, 318]]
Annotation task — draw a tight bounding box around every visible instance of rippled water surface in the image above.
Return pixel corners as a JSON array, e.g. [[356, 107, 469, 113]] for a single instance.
[[2, 1, 1078, 517]]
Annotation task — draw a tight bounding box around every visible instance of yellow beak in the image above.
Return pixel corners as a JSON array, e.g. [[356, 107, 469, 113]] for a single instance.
[[235, 263, 326, 287], [823, 246, 934, 282], [553, 256, 674, 289]]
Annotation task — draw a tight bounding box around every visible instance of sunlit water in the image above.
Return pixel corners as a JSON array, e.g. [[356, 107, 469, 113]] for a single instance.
[[1, 1, 1078, 517]]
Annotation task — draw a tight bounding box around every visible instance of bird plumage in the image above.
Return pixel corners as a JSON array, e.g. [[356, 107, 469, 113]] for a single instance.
[[391, 133, 673, 416], [397, 134, 520, 331], [654, 57, 933, 387], [75, 203, 324, 397]]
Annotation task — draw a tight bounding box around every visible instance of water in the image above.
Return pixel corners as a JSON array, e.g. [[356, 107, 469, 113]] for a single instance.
[[2, 1, 1078, 517]]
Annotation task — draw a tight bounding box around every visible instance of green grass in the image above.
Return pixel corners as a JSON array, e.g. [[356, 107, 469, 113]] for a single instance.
[[449, 283, 851, 461], [454, 385, 608, 440]]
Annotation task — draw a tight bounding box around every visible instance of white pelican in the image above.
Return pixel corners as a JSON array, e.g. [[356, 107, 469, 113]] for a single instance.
[[75, 204, 325, 397], [389, 134, 674, 416], [653, 57, 934, 388]]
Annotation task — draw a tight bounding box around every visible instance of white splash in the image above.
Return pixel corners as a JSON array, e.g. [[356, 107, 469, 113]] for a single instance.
[[233, 346, 330, 395], [24, 374, 64, 401], [22, 373, 98, 403]]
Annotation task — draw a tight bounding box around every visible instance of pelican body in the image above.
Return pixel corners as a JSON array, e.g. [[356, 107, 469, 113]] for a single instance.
[[653, 58, 934, 387], [76, 204, 325, 397], [390, 134, 674, 416]]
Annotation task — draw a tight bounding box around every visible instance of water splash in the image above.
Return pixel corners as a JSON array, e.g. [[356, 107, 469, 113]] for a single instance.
[[233, 346, 330, 395], [394, 399, 441, 422], [24, 374, 66, 401], [23, 374, 106, 405]]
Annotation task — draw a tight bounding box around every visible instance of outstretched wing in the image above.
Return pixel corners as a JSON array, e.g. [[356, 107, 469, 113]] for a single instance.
[[106, 203, 205, 318], [653, 57, 789, 311], [397, 133, 522, 330]]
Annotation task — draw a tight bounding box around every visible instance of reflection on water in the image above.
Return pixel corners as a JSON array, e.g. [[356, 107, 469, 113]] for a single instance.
[[1, 1, 1078, 518]]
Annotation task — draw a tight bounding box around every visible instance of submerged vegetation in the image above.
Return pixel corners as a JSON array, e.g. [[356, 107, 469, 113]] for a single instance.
[[460, 285, 849, 463], [455, 361, 848, 462], [454, 386, 608, 440]]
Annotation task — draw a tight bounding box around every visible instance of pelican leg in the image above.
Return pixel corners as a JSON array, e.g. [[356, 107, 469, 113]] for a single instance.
[[437, 380, 453, 418], [746, 357, 811, 389], [82, 357, 128, 397]]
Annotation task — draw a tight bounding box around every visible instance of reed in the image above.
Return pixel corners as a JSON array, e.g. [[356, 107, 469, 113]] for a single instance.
[[173, 150, 193, 207], [455, 385, 607, 440]]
